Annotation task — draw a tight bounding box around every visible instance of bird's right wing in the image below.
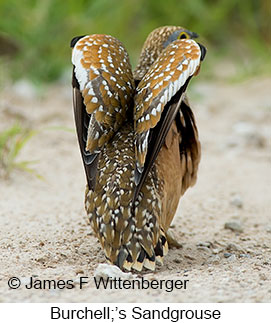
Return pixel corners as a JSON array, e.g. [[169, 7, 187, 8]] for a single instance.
[[134, 38, 205, 186], [71, 34, 135, 190]]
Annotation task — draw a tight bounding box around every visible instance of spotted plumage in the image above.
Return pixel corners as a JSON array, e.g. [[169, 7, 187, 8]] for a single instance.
[[72, 34, 134, 189], [71, 26, 206, 271], [134, 38, 202, 172]]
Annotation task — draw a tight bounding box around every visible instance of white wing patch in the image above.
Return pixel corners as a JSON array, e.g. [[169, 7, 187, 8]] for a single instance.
[[134, 38, 202, 169], [72, 37, 89, 91]]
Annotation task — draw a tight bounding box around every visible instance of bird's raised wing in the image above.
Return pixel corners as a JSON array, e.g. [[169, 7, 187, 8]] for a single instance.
[[71, 34, 134, 190], [134, 38, 204, 184]]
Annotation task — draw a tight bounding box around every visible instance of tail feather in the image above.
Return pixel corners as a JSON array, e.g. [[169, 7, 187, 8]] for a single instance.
[[119, 231, 168, 271], [85, 123, 168, 272]]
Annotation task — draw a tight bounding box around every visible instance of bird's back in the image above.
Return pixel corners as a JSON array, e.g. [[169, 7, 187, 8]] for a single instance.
[[85, 120, 167, 271]]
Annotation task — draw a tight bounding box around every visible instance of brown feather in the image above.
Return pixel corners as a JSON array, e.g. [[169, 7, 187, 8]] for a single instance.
[[72, 26, 206, 271]]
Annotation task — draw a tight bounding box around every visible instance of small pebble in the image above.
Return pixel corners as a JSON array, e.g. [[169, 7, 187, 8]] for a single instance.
[[259, 273, 267, 281], [226, 243, 245, 252], [77, 244, 91, 255], [224, 221, 243, 233], [240, 254, 250, 258], [212, 248, 220, 254], [184, 254, 196, 261], [227, 254, 236, 262], [94, 264, 136, 280], [197, 246, 212, 253], [197, 241, 212, 248], [20, 277, 31, 285], [230, 195, 243, 208], [207, 255, 220, 264], [224, 253, 232, 258], [73, 278, 82, 285]]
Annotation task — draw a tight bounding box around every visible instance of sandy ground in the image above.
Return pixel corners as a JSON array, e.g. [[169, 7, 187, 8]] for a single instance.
[[0, 76, 270, 303]]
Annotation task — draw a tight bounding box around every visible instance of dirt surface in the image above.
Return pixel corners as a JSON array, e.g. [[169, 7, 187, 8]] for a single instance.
[[0, 77, 270, 302]]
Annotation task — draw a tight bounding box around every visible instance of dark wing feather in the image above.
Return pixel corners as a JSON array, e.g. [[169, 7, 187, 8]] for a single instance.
[[176, 95, 201, 195], [133, 78, 191, 203], [72, 71, 99, 190]]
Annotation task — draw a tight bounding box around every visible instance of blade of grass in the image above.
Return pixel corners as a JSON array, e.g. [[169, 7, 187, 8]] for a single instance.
[[7, 129, 38, 163], [15, 160, 45, 181]]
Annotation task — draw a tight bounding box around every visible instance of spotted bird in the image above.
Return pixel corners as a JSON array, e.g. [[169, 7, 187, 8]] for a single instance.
[[71, 26, 206, 271]]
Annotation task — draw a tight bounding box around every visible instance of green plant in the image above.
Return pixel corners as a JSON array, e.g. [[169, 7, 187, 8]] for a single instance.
[[0, 124, 43, 179]]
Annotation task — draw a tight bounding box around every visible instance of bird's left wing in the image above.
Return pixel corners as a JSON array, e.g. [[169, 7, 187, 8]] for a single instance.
[[134, 38, 204, 185], [71, 34, 134, 190]]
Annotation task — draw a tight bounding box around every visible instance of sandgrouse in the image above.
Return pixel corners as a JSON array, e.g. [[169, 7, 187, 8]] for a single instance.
[[71, 26, 206, 271]]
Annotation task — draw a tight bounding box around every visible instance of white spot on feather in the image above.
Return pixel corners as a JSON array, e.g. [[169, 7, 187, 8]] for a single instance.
[[145, 92, 153, 102], [87, 87, 95, 96], [151, 108, 157, 116], [160, 95, 165, 103], [156, 103, 162, 113], [94, 131, 99, 140], [177, 64, 183, 71]]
